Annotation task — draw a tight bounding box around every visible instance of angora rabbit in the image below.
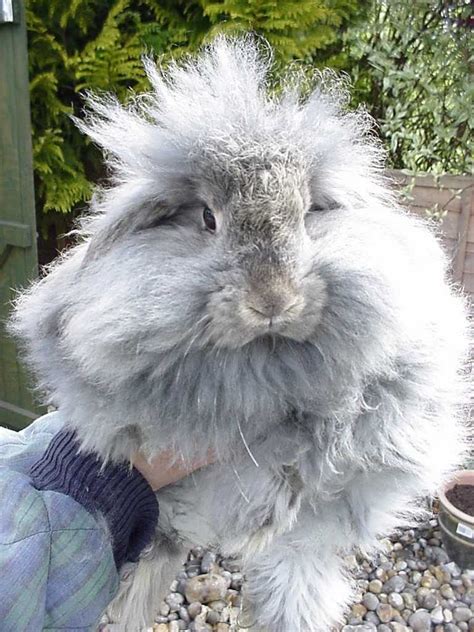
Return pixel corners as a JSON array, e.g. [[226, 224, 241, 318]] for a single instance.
[[11, 37, 470, 631]]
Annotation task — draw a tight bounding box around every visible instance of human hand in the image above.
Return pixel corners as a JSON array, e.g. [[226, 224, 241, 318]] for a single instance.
[[132, 450, 214, 491]]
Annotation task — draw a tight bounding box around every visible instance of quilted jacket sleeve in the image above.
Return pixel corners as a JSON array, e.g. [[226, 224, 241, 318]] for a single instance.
[[0, 413, 119, 631]]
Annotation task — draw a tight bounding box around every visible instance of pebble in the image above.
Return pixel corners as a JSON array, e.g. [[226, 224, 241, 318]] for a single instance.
[[227, 589, 241, 607], [453, 607, 472, 622], [376, 603, 394, 622], [351, 603, 368, 618], [388, 593, 404, 610], [187, 602, 202, 619], [169, 580, 178, 592], [219, 570, 232, 588], [430, 605, 444, 624], [363, 593, 380, 611], [401, 592, 415, 609], [185, 574, 228, 604], [445, 562, 462, 578], [165, 592, 184, 612], [374, 568, 388, 582], [420, 575, 436, 588], [178, 606, 190, 623], [419, 591, 439, 610], [200, 551, 217, 574], [220, 558, 240, 573], [206, 610, 220, 625], [442, 583, 457, 599], [444, 608, 454, 623], [342, 625, 377, 632], [408, 609, 432, 630], [366, 611, 381, 625], [230, 572, 243, 590], [383, 576, 406, 593], [431, 546, 450, 564], [369, 579, 383, 594], [175, 579, 187, 595]]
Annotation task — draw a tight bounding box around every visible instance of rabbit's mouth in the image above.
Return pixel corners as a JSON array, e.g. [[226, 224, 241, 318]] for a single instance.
[[239, 297, 307, 339], [205, 272, 328, 349]]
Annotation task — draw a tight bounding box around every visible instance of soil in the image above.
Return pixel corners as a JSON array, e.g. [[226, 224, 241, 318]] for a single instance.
[[446, 483, 474, 516]]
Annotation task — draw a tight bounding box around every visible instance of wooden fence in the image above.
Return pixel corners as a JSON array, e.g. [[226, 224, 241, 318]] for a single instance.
[[389, 171, 474, 305], [0, 0, 40, 429]]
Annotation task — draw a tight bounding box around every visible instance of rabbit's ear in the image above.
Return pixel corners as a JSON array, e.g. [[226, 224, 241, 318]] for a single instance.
[[84, 214, 132, 263], [84, 199, 171, 263]]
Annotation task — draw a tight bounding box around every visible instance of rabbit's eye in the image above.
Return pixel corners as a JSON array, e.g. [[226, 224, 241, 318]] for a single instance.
[[203, 207, 217, 232], [308, 201, 339, 213]]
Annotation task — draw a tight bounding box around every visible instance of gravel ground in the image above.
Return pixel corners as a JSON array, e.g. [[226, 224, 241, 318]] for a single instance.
[[339, 516, 473, 632], [101, 513, 474, 632]]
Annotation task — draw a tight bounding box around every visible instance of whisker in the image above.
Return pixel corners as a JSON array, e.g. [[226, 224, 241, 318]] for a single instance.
[[174, 314, 210, 384], [231, 465, 251, 504], [237, 417, 260, 467]]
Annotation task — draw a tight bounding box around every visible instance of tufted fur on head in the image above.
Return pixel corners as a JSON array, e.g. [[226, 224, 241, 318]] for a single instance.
[[10, 36, 471, 631]]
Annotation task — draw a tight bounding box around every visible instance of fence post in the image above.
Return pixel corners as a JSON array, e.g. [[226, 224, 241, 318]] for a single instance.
[[0, 0, 41, 428], [453, 185, 474, 286]]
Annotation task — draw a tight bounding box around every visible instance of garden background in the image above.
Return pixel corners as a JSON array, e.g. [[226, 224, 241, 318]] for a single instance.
[[1, 0, 472, 426], [27, 0, 472, 262]]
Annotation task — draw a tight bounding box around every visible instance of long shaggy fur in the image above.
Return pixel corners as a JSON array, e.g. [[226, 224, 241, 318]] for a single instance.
[[10, 36, 471, 631]]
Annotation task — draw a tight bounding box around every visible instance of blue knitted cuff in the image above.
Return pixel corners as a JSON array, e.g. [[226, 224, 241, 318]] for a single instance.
[[30, 429, 159, 568]]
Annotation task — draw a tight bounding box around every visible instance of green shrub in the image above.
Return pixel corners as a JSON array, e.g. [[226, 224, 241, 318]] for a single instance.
[[344, 0, 473, 175]]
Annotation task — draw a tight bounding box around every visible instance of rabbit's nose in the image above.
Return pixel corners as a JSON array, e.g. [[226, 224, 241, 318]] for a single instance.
[[246, 293, 302, 321]]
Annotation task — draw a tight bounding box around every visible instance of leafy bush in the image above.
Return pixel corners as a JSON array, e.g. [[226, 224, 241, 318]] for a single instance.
[[344, 0, 473, 175]]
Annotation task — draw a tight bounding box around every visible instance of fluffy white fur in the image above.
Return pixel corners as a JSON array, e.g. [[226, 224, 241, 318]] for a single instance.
[[10, 36, 471, 631]]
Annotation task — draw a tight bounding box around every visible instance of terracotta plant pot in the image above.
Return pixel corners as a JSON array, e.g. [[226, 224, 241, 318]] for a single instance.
[[438, 470, 474, 570]]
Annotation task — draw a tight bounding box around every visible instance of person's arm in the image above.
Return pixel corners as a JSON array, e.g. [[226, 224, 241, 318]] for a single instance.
[[0, 428, 158, 631], [0, 418, 212, 632]]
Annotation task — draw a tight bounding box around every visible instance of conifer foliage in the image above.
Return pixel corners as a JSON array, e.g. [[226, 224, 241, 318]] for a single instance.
[[26, 0, 363, 221]]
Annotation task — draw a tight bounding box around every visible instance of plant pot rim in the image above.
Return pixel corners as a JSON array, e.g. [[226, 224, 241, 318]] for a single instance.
[[438, 469, 474, 525]]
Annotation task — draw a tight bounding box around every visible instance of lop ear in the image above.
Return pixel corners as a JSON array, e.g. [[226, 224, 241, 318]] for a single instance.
[[83, 213, 133, 263], [83, 194, 172, 263]]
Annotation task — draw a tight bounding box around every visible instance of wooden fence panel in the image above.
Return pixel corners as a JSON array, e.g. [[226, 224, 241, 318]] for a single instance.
[[0, 0, 42, 429], [388, 171, 474, 302]]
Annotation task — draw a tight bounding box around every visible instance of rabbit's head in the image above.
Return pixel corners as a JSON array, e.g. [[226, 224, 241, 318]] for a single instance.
[[11, 37, 467, 460]]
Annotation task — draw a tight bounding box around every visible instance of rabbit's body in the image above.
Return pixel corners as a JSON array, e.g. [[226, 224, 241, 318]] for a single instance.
[[10, 38, 470, 631]]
